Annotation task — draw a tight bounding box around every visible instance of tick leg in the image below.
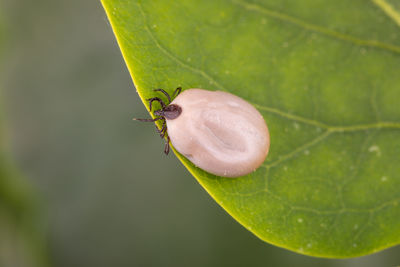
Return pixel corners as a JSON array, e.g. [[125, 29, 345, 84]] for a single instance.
[[160, 125, 168, 138], [156, 119, 167, 135], [133, 116, 162, 122], [173, 87, 182, 98], [147, 97, 166, 111], [154, 88, 171, 103], [160, 125, 167, 138], [164, 135, 170, 155]]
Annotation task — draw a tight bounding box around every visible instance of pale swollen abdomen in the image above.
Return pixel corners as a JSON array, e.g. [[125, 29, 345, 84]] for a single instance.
[[166, 89, 270, 178]]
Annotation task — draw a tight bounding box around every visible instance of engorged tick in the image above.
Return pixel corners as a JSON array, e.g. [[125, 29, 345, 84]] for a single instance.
[[134, 88, 270, 178]]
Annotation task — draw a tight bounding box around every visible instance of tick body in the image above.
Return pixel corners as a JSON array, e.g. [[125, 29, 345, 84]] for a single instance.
[[136, 88, 270, 178]]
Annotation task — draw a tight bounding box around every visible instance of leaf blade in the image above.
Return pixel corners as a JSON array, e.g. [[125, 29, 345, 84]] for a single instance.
[[102, 0, 400, 257]]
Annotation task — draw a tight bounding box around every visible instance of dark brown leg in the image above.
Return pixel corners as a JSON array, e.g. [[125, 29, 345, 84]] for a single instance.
[[147, 97, 166, 111], [173, 87, 182, 98], [133, 116, 163, 122], [156, 119, 167, 136], [160, 126, 168, 138], [154, 89, 171, 103], [164, 135, 170, 155]]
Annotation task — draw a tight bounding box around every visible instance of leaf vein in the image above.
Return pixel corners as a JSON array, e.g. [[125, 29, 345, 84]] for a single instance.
[[352, 212, 373, 244], [339, 131, 377, 189], [231, 0, 400, 54], [264, 130, 333, 169], [137, 1, 227, 91], [138, 2, 400, 134], [255, 102, 400, 132]]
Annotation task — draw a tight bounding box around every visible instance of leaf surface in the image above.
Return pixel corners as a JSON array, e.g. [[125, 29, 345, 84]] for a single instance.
[[102, 0, 400, 257]]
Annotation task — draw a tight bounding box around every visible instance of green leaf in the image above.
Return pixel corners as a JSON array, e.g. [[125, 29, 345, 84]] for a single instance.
[[101, 0, 400, 258]]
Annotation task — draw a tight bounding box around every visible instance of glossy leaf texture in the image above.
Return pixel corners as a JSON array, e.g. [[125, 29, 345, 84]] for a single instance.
[[101, 0, 400, 257]]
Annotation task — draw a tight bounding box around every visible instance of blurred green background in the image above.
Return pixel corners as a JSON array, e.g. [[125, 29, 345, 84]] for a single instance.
[[1, 0, 399, 266]]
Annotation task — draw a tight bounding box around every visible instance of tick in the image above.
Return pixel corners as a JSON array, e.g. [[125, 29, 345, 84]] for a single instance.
[[134, 88, 270, 178]]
